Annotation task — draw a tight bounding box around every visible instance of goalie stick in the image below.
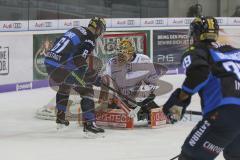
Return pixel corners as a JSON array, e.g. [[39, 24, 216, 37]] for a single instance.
[[102, 82, 202, 116], [101, 82, 142, 118]]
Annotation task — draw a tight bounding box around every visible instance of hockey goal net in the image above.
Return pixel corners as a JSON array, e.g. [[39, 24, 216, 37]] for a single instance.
[[35, 31, 148, 122]]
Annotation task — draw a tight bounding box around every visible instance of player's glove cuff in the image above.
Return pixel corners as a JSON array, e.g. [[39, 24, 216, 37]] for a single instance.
[[163, 88, 191, 123]]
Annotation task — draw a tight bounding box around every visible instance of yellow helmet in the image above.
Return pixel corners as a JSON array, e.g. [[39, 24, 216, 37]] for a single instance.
[[117, 39, 135, 64], [117, 39, 135, 55], [189, 16, 219, 41]]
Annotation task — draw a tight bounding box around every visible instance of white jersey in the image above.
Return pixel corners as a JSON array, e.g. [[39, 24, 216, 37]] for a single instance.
[[105, 53, 158, 100]]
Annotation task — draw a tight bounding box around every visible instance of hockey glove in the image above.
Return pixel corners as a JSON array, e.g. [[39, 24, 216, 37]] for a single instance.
[[129, 93, 159, 118], [138, 93, 159, 113], [163, 88, 191, 124]]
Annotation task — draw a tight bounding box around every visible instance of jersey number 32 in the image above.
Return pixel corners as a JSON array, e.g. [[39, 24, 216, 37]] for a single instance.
[[223, 61, 240, 80]]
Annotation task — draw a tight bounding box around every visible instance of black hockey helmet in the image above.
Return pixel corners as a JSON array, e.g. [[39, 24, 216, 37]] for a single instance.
[[88, 17, 106, 38], [189, 16, 219, 41]]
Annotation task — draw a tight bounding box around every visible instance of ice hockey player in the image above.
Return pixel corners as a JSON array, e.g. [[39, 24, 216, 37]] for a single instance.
[[162, 16, 240, 160], [99, 39, 160, 122], [44, 17, 106, 135]]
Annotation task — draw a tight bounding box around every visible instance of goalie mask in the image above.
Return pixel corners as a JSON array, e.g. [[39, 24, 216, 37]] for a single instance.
[[189, 16, 219, 42], [117, 39, 135, 65], [88, 17, 106, 39]]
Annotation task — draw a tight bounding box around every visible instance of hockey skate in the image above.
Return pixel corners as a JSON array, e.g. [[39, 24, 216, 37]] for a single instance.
[[83, 121, 105, 138], [56, 111, 69, 130]]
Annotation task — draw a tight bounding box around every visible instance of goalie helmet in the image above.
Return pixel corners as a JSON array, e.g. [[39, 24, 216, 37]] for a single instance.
[[189, 16, 219, 42], [88, 17, 106, 38], [117, 39, 135, 64]]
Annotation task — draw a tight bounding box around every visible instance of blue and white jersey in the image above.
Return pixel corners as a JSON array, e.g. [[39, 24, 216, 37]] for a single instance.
[[44, 27, 95, 71], [181, 42, 240, 115]]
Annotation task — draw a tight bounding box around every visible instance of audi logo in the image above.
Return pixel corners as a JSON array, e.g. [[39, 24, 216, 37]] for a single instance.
[[13, 23, 22, 29]]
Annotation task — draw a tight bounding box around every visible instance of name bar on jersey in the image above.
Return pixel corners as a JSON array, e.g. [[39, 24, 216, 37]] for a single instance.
[[210, 49, 240, 62], [0, 17, 238, 32]]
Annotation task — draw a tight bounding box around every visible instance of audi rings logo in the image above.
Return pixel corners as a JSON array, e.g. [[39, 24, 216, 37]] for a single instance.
[[184, 19, 192, 25], [127, 20, 134, 25], [155, 19, 164, 24], [45, 22, 52, 27], [216, 18, 224, 24], [13, 23, 22, 29]]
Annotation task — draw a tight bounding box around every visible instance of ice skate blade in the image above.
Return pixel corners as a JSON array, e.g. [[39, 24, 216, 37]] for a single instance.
[[83, 131, 105, 139], [56, 123, 69, 131]]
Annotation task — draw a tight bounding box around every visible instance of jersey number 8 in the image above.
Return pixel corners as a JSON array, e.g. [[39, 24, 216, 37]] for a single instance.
[[183, 55, 192, 69]]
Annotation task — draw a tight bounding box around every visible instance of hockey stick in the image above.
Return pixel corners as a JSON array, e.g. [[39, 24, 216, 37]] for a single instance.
[[170, 154, 179, 160], [185, 110, 201, 115], [102, 82, 203, 117], [101, 82, 142, 117], [71, 72, 86, 87]]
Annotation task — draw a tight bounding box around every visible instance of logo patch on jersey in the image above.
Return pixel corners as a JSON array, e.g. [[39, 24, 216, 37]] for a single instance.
[[203, 141, 224, 154], [84, 39, 95, 47]]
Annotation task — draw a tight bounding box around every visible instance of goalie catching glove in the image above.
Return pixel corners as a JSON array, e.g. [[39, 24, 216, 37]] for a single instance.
[[162, 88, 191, 124]]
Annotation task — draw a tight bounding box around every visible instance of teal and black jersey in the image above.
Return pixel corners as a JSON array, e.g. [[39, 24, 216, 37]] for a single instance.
[[44, 27, 95, 71], [181, 41, 240, 115]]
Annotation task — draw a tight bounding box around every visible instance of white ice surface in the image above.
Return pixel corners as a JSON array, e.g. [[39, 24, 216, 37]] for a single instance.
[[0, 87, 224, 160]]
